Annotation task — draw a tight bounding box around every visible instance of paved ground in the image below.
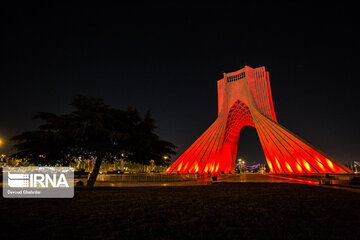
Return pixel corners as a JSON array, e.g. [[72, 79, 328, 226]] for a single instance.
[[1, 182, 359, 239]]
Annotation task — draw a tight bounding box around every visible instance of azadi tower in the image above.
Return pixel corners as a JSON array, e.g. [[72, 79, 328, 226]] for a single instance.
[[165, 66, 352, 174]]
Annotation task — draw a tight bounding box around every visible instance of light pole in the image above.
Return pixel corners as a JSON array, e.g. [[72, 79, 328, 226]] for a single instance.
[[237, 158, 241, 173], [0, 138, 5, 164]]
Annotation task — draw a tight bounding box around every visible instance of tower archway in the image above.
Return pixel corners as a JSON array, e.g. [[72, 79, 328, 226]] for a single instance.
[[236, 126, 266, 170]]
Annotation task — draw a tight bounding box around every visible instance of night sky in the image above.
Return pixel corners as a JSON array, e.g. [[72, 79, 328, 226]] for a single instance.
[[1, 2, 359, 165]]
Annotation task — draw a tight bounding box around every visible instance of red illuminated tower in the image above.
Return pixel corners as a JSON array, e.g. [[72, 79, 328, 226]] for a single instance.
[[165, 66, 352, 174]]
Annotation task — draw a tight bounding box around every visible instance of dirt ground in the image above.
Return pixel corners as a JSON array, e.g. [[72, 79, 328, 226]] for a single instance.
[[1, 183, 359, 239]]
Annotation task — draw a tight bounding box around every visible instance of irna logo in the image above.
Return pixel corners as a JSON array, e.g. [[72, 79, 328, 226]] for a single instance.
[[8, 172, 69, 188], [3, 167, 74, 198]]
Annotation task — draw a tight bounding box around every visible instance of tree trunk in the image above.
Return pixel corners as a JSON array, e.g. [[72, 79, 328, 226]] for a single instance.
[[86, 155, 103, 187]]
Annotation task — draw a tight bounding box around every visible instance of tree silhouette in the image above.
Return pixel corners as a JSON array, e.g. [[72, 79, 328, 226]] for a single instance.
[[11, 95, 176, 187]]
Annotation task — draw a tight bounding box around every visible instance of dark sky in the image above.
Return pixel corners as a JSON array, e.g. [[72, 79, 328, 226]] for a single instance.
[[1, 2, 359, 165]]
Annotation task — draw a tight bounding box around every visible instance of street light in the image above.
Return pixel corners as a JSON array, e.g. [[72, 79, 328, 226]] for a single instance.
[[0, 138, 3, 146]]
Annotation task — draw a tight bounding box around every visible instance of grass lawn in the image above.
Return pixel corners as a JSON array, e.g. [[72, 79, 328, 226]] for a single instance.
[[1, 183, 359, 239]]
